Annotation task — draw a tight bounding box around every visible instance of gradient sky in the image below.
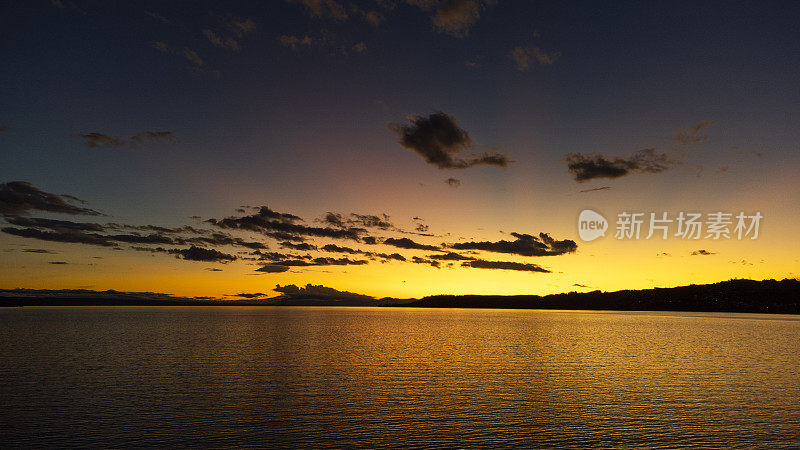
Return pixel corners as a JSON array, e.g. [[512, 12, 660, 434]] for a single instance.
[[1, 0, 799, 299]]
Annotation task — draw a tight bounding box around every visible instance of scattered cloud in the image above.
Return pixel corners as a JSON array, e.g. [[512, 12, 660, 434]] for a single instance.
[[364, 10, 384, 26], [390, 112, 509, 169], [291, 0, 348, 20], [152, 41, 168, 52], [691, 249, 716, 256], [203, 29, 240, 51], [565, 148, 675, 182], [280, 34, 313, 50], [408, 0, 489, 38], [145, 11, 168, 23], [3, 182, 572, 276], [225, 16, 257, 36], [352, 41, 367, 53], [23, 248, 56, 254], [445, 177, 461, 187], [184, 48, 204, 66], [511, 46, 559, 71]]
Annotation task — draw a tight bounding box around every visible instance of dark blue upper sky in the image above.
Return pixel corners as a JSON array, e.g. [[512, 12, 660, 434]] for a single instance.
[[1, 0, 799, 296]]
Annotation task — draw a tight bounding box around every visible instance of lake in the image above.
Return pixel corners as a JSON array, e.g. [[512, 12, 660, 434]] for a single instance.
[[1, 306, 799, 447]]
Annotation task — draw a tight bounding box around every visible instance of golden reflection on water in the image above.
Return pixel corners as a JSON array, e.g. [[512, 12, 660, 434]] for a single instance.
[[1, 307, 799, 447]]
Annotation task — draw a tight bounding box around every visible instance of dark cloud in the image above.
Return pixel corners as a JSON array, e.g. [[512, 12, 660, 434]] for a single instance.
[[0, 182, 102, 216], [255, 265, 291, 273], [2, 210, 268, 255], [2, 227, 118, 247], [321, 212, 393, 230], [79, 131, 176, 148], [185, 232, 268, 250], [233, 292, 268, 298], [279, 241, 317, 251], [445, 177, 461, 187], [564, 149, 675, 182], [311, 257, 368, 266], [5, 216, 106, 232], [321, 243, 358, 254], [320, 244, 406, 262], [253, 250, 297, 261], [274, 283, 372, 300], [49, 261, 68, 265], [450, 232, 576, 257], [209, 206, 363, 241], [0, 125, 9, 132], [383, 237, 441, 251], [411, 256, 441, 268], [579, 186, 611, 193], [390, 113, 509, 169], [23, 248, 56, 254], [78, 133, 125, 148], [362, 236, 378, 245], [691, 249, 716, 256], [351, 214, 393, 229], [171, 246, 236, 262], [428, 251, 474, 261], [376, 252, 407, 262], [461, 259, 551, 273]]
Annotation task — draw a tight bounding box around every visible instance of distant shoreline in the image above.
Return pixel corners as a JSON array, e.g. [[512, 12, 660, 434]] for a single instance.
[[2, 279, 799, 314]]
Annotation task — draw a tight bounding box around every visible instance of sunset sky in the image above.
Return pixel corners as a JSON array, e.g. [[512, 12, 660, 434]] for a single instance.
[[1, 0, 799, 299]]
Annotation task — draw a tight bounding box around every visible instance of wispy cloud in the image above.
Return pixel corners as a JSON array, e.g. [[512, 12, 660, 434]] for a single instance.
[[511, 46, 560, 71], [565, 149, 675, 182], [78, 131, 177, 148]]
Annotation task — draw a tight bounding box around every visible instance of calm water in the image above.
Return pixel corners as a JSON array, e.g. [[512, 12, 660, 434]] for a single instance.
[[1, 307, 799, 448]]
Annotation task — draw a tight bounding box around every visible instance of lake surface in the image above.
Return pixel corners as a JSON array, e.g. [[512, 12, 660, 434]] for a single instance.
[[1, 307, 799, 448]]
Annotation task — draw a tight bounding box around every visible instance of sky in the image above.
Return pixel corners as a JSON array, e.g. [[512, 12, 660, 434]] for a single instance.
[[1, 0, 799, 299]]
